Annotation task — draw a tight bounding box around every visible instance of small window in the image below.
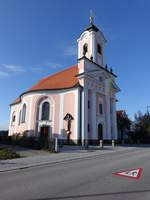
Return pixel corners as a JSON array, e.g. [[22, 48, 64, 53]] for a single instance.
[[99, 103, 103, 115], [99, 77, 103, 82], [11, 112, 16, 125], [18, 110, 21, 125], [12, 115, 16, 122], [97, 44, 102, 54], [110, 104, 113, 114], [21, 104, 26, 123], [88, 124, 90, 132], [83, 43, 88, 55], [88, 100, 90, 109]]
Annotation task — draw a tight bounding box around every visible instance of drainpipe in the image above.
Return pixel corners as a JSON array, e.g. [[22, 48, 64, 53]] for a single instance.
[[79, 86, 83, 145]]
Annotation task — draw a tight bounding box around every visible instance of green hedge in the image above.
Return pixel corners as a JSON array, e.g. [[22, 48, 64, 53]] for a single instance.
[[0, 135, 55, 150], [0, 147, 20, 160]]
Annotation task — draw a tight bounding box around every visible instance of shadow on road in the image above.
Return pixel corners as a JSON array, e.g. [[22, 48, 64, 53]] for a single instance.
[[118, 144, 150, 148], [32, 189, 150, 200]]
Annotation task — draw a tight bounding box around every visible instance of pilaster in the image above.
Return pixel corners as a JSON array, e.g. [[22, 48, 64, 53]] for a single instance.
[[90, 90, 97, 139], [81, 87, 88, 146], [112, 98, 118, 139], [105, 79, 111, 139]]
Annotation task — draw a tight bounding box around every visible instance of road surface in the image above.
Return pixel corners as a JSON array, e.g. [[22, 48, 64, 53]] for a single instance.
[[0, 147, 150, 200]]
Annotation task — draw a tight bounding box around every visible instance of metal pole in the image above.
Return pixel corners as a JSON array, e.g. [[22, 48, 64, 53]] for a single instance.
[[85, 139, 88, 150], [100, 140, 103, 149], [55, 137, 58, 153], [112, 139, 115, 148]]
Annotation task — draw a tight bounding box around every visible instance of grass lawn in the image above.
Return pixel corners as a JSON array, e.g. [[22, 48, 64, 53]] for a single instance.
[[0, 147, 20, 160]]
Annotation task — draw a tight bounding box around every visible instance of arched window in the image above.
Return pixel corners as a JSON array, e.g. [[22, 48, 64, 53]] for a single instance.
[[41, 102, 50, 120], [18, 110, 21, 125], [99, 103, 103, 115], [21, 104, 26, 123], [97, 44, 102, 54], [11, 111, 16, 125], [83, 43, 88, 56]]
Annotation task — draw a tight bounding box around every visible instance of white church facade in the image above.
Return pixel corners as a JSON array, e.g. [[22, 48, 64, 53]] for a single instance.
[[9, 18, 120, 145]]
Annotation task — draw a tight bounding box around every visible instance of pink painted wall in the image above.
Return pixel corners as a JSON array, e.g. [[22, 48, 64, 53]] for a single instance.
[[9, 104, 18, 136], [9, 90, 77, 141], [9, 93, 61, 136], [63, 92, 76, 140], [29, 94, 60, 136], [9, 96, 30, 135]]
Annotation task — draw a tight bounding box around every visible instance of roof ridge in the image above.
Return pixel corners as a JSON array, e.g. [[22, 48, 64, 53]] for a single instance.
[[28, 64, 78, 91], [11, 64, 79, 106], [41, 64, 78, 82]]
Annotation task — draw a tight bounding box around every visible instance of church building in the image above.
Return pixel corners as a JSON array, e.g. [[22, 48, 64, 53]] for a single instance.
[[9, 16, 120, 145]]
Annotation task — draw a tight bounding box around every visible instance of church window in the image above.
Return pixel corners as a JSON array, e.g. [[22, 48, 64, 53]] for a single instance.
[[99, 103, 103, 115], [97, 44, 102, 54], [83, 43, 88, 55], [88, 100, 90, 109], [12, 115, 16, 122], [41, 102, 50, 120], [11, 112, 16, 126], [99, 76, 103, 82], [18, 110, 21, 125], [88, 124, 90, 132], [21, 104, 26, 123]]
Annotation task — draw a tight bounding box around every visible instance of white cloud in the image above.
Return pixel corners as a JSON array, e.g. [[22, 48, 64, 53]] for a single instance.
[[0, 71, 8, 77], [64, 45, 77, 56], [2, 64, 25, 73], [28, 62, 63, 72], [46, 62, 63, 69]]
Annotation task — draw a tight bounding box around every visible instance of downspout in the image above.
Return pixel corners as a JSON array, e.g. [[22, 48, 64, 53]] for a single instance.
[[79, 86, 83, 145]]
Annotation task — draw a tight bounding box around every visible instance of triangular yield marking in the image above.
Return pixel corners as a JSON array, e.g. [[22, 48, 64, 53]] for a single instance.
[[113, 167, 143, 180]]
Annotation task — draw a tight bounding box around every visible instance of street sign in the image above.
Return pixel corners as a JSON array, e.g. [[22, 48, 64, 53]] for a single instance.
[[113, 167, 143, 180]]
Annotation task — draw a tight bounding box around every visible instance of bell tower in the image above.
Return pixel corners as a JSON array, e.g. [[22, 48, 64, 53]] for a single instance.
[[77, 13, 106, 67]]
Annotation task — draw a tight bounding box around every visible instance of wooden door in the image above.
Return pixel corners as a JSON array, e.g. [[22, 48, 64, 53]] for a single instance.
[[98, 123, 103, 141]]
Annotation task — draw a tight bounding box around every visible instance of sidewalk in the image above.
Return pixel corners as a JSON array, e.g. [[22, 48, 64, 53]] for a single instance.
[[0, 145, 142, 173]]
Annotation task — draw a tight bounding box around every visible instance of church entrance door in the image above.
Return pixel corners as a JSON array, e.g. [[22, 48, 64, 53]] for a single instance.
[[40, 126, 49, 148], [98, 123, 103, 141]]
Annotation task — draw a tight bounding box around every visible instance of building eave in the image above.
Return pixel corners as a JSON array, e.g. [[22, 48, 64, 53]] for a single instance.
[[77, 56, 117, 78], [10, 84, 82, 106]]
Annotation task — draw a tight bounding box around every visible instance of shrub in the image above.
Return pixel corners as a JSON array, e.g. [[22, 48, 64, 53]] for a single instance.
[[0, 148, 20, 160], [0, 134, 56, 151]]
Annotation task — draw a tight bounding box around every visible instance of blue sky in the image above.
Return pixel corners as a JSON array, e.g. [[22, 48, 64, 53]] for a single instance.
[[0, 0, 150, 130]]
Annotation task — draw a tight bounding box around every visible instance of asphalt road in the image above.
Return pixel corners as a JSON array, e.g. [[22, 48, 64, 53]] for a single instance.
[[0, 147, 150, 200]]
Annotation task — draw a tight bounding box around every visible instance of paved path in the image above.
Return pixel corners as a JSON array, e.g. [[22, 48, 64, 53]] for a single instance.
[[0, 146, 150, 199], [0, 145, 137, 172]]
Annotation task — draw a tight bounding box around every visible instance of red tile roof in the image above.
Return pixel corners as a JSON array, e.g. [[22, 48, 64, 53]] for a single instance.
[[29, 64, 79, 91], [11, 64, 79, 105], [11, 98, 21, 105]]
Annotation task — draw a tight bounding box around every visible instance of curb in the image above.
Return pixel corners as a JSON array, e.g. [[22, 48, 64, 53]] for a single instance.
[[0, 152, 104, 173], [0, 147, 139, 173]]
